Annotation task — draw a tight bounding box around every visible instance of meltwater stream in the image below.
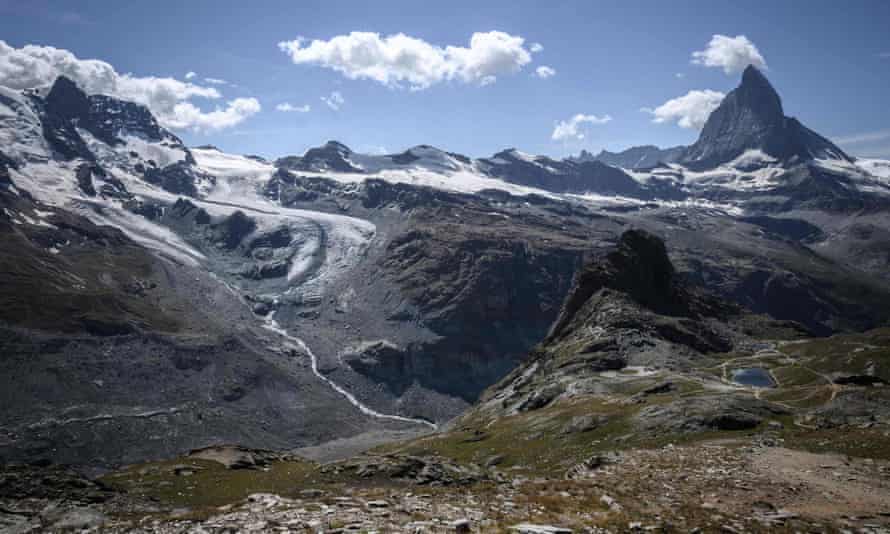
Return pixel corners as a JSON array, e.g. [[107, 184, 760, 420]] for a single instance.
[[262, 315, 437, 430]]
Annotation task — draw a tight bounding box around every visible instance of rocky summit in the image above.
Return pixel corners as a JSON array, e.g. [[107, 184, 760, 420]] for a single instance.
[[682, 66, 851, 169], [2, 12, 890, 532]]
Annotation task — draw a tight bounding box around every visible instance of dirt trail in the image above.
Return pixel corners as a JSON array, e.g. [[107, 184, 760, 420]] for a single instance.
[[752, 447, 890, 520]]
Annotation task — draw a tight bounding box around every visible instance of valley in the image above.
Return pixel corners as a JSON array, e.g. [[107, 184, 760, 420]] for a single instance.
[[1, 59, 890, 532]]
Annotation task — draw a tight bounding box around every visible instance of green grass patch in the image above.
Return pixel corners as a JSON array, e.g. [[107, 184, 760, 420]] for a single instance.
[[771, 365, 825, 387], [101, 457, 322, 511], [781, 424, 890, 460]]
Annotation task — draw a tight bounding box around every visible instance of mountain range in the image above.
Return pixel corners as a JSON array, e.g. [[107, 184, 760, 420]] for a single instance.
[[2, 64, 890, 530]]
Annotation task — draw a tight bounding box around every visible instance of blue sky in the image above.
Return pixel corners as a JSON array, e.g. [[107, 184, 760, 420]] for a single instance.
[[1, 0, 888, 158]]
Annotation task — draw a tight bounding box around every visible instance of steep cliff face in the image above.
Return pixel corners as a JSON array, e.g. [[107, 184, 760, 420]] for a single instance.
[[376, 223, 587, 400], [31, 76, 207, 197], [682, 66, 850, 168], [546, 229, 690, 341]]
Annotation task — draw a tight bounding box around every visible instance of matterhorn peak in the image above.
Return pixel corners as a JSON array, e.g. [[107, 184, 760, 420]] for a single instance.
[[681, 64, 849, 168]]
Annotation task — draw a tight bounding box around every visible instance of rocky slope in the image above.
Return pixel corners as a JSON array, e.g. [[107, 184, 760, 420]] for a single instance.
[[474, 230, 804, 426], [0, 158, 407, 470], [682, 66, 851, 169], [0, 83, 424, 469], [8, 440, 890, 533], [7, 237, 887, 531]]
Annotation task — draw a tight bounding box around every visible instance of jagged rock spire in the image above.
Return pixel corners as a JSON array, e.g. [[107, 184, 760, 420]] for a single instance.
[[682, 65, 850, 168]]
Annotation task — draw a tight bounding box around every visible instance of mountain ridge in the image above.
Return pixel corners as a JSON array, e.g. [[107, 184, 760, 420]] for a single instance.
[[682, 65, 851, 168]]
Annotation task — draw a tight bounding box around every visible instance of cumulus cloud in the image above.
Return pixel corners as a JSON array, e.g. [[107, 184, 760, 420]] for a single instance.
[[276, 102, 311, 113], [530, 42, 544, 53], [642, 89, 725, 129], [0, 41, 260, 131], [551, 113, 612, 141], [321, 91, 345, 111], [535, 65, 556, 79], [166, 98, 261, 131], [203, 77, 227, 85], [691, 34, 766, 74], [278, 31, 535, 90], [185, 71, 196, 79]]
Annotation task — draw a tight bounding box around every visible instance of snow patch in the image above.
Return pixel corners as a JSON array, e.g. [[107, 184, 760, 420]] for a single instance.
[[0, 86, 51, 161], [192, 147, 275, 181], [728, 149, 778, 169], [857, 158, 890, 182], [287, 235, 321, 281], [121, 134, 188, 167], [82, 201, 206, 266]]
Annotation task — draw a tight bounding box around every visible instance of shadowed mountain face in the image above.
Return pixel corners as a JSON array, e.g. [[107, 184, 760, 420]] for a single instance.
[[546, 230, 690, 341], [42, 76, 186, 157], [574, 145, 685, 169], [479, 150, 657, 197], [682, 66, 850, 169], [276, 141, 362, 173]]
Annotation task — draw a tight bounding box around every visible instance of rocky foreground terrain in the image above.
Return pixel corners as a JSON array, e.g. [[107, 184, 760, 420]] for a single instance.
[[4, 437, 890, 533]]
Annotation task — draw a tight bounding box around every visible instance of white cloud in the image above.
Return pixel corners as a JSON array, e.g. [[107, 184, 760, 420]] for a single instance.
[[642, 89, 725, 129], [166, 98, 261, 131], [551, 113, 612, 141], [535, 65, 556, 79], [321, 91, 345, 111], [834, 129, 890, 146], [675, 72, 685, 79], [203, 77, 227, 85], [691, 34, 767, 74], [0, 40, 260, 131], [276, 102, 311, 113], [185, 71, 196, 79], [278, 31, 534, 90], [530, 42, 544, 53]]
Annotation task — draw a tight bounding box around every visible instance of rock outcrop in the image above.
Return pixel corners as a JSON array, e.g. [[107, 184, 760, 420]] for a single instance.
[[477, 229, 802, 424]]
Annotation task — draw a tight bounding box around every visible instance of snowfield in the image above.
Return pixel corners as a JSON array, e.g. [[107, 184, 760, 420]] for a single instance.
[[121, 134, 188, 167], [0, 86, 51, 162], [287, 145, 563, 199], [302, 166, 561, 199], [856, 158, 890, 183], [191, 147, 275, 181], [7, 146, 376, 294]]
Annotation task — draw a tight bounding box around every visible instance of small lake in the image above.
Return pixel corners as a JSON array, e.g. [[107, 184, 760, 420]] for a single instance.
[[731, 367, 776, 388]]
